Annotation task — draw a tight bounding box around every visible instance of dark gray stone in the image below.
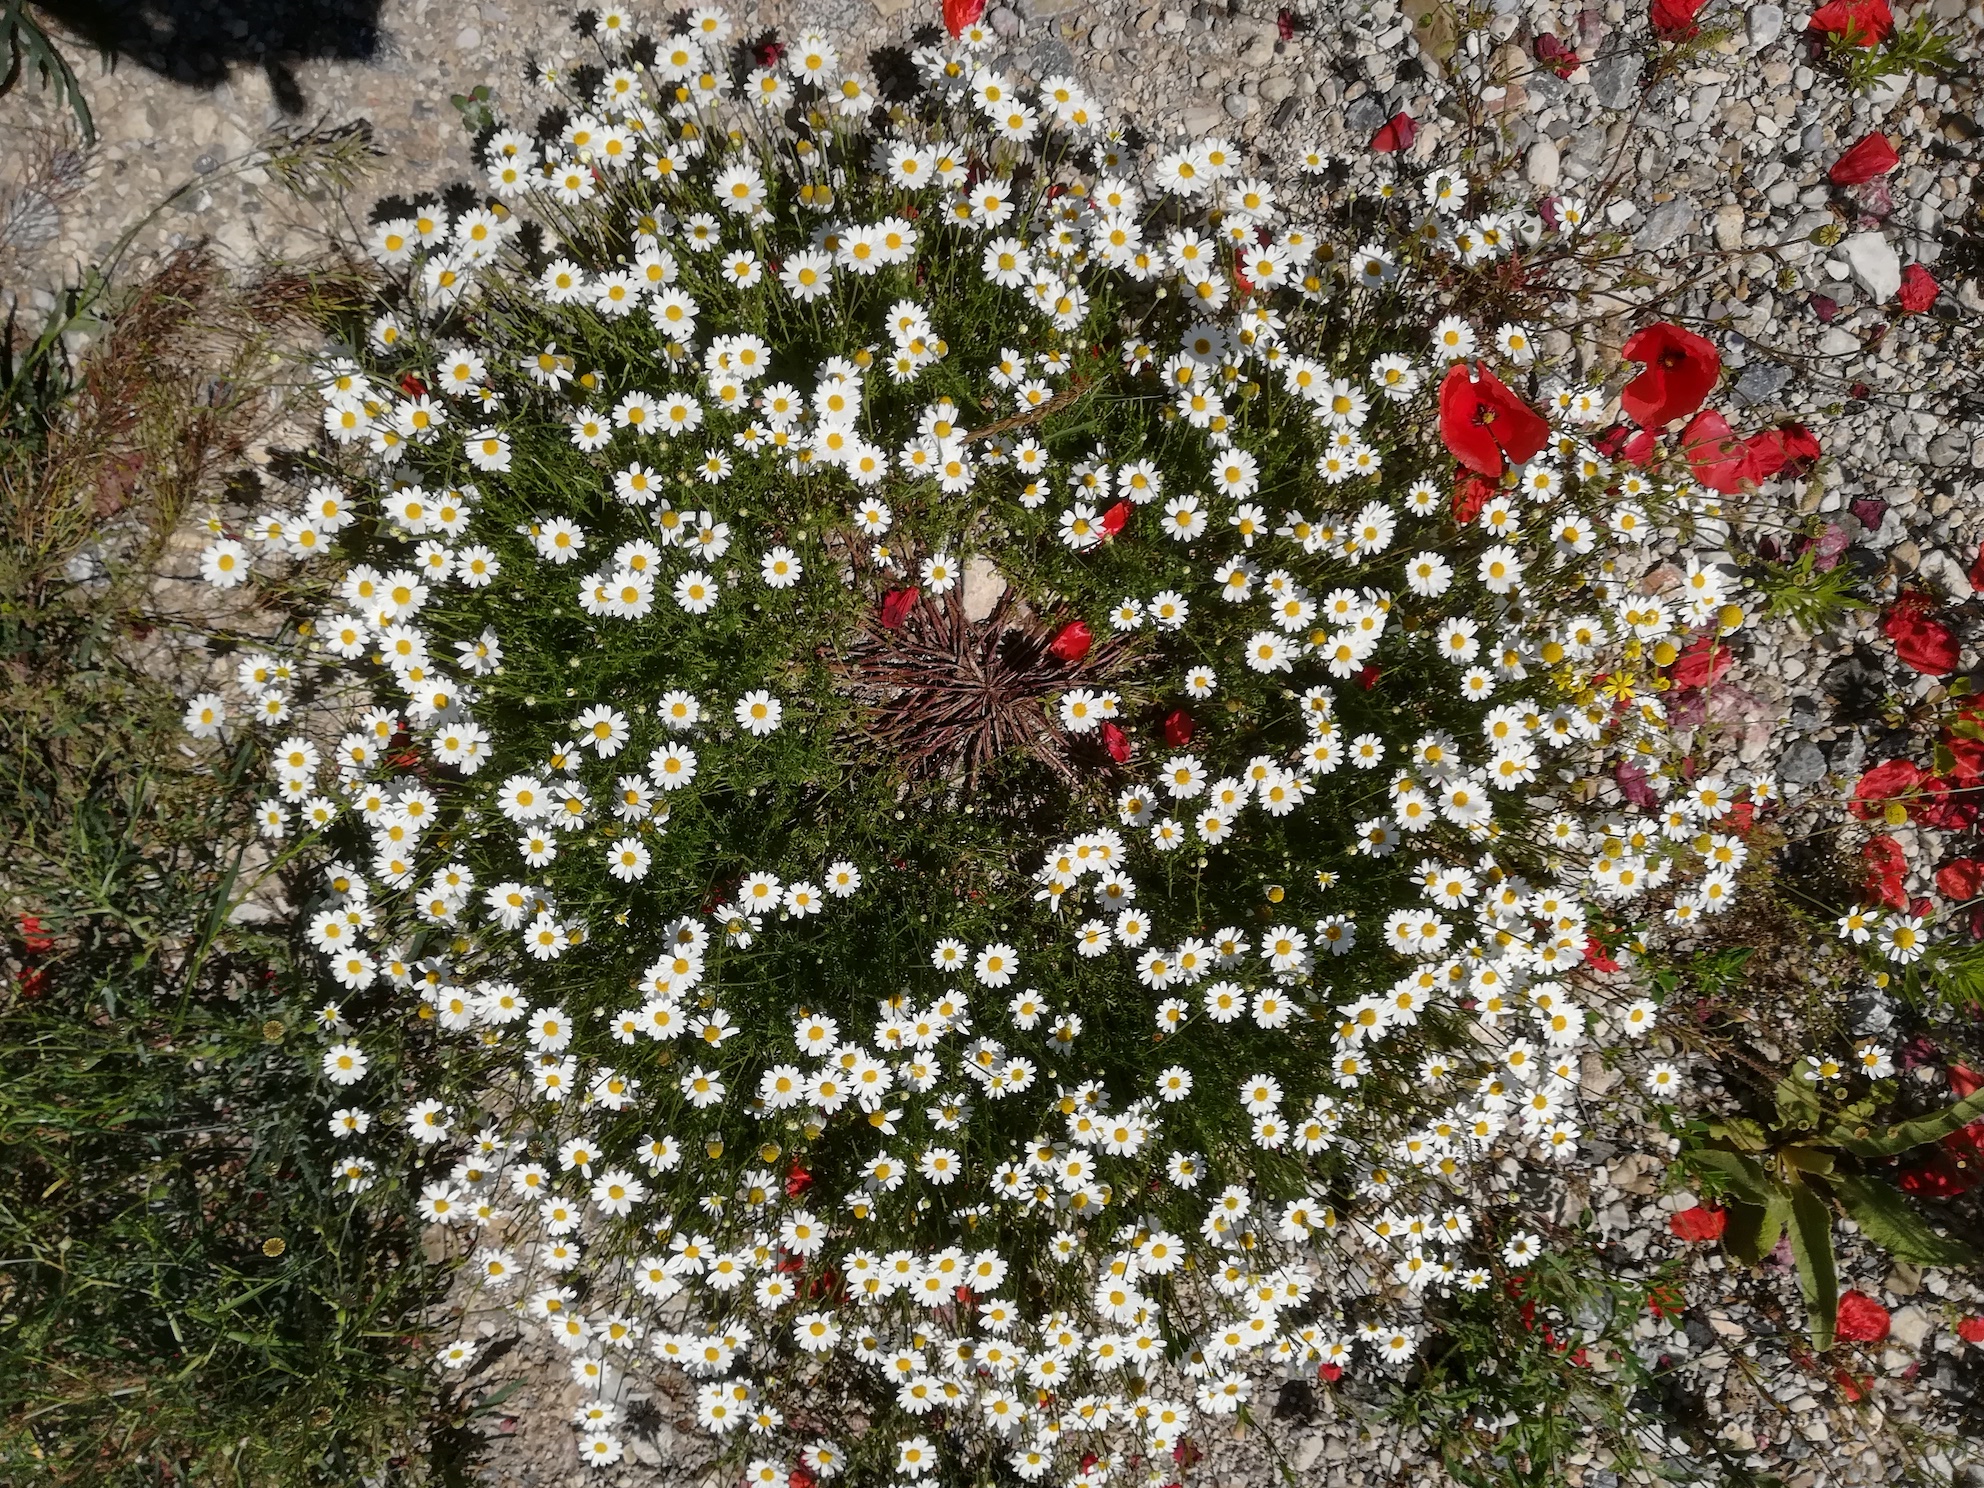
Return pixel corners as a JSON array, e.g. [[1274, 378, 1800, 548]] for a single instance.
[[1733, 361, 1793, 406], [1345, 94, 1388, 133], [1637, 196, 1697, 251], [1588, 52, 1641, 110], [1779, 740, 1828, 785]]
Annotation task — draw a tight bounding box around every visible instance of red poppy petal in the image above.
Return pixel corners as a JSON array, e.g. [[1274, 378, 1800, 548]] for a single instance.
[[1830, 132, 1900, 186]]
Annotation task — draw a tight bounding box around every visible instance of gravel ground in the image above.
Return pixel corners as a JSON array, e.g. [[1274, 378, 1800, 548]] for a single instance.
[[7, 1, 1984, 1484]]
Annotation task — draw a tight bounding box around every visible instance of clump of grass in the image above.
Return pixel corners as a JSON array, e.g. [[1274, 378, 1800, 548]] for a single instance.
[[0, 248, 438, 1486]]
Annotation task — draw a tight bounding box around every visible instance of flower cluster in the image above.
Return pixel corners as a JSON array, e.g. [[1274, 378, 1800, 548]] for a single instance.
[[192, 9, 1788, 1481]]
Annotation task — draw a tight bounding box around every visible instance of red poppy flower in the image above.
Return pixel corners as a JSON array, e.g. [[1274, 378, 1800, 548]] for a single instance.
[[1835, 1290, 1892, 1344], [1099, 721, 1131, 764], [1911, 776, 1976, 832], [1937, 859, 1984, 903], [1651, 0, 1707, 38], [1047, 620, 1093, 662], [1863, 834, 1909, 911], [1620, 322, 1721, 427], [1437, 362, 1549, 476], [1668, 1205, 1726, 1242], [1808, 0, 1894, 45], [1883, 594, 1960, 676], [1739, 423, 1821, 483], [1370, 112, 1417, 153], [1898, 264, 1940, 314], [18, 914, 54, 956], [1849, 758, 1928, 820], [1621, 428, 1659, 466], [1583, 936, 1622, 973], [943, 0, 986, 37], [1948, 735, 1984, 791], [790, 1466, 820, 1488], [399, 371, 429, 397], [1899, 1152, 1974, 1198], [1681, 409, 1749, 494], [879, 587, 920, 629], [1958, 1316, 1984, 1345], [1834, 1367, 1868, 1402], [1452, 470, 1495, 525], [1163, 709, 1195, 747], [1668, 635, 1733, 689], [1100, 500, 1132, 538], [1317, 1362, 1344, 1382], [1357, 663, 1383, 690], [1830, 132, 1899, 186], [784, 1163, 813, 1196]]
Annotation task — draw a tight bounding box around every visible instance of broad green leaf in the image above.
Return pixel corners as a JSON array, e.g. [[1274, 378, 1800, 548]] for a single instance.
[[1706, 1115, 1769, 1153], [1775, 1073, 1822, 1132], [1835, 1087, 1984, 1158], [1831, 1172, 1982, 1268], [1722, 1193, 1789, 1266], [1688, 1147, 1776, 1206], [1787, 1181, 1839, 1353]]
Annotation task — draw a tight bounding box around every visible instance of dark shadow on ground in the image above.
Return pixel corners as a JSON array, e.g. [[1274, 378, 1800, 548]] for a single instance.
[[37, 0, 385, 113]]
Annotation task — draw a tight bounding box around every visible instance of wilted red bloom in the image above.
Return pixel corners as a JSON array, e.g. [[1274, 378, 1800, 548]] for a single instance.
[[943, 0, 986, 38], [1276, 7, 1296, 39], [1681, 409, 1749, 493], [1898, 264, 1941, 314], [1584, 936, 1621, 973], [1370, 112, 1417, 153], [1534, 32, 1580, 76], [1835, 1290, 1892, 1343], [1437, 362, 1549, 476], [1668, 1205, 1726, 1242], [1668, 635, 1732, 689], [1100, 721, 1131, 764], [1958, 1316, 1984, 1345], [1163, 709, 1195, 746], [1621, 322, 1721, 427], [398, 371, 428, 397], [1646, 1283, 1684, 1320], [790, 1466, 819, 1488], [1047, 620, 1093, 662], [1863, 834, 1909, 911], [1834, 1367, 1868, 1402], [1830, 132, 1900, 186], [1849, 758, 1928, 820], [1100, 500, 1132, 538], [1357, 663, 1383, 690], [1937, 859, 1984, 903], [1883, 594, 1960, 676], [879, 587, 920, 629], [1808, 0, 1894, 45], [1651, 0, 1707, 38]]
